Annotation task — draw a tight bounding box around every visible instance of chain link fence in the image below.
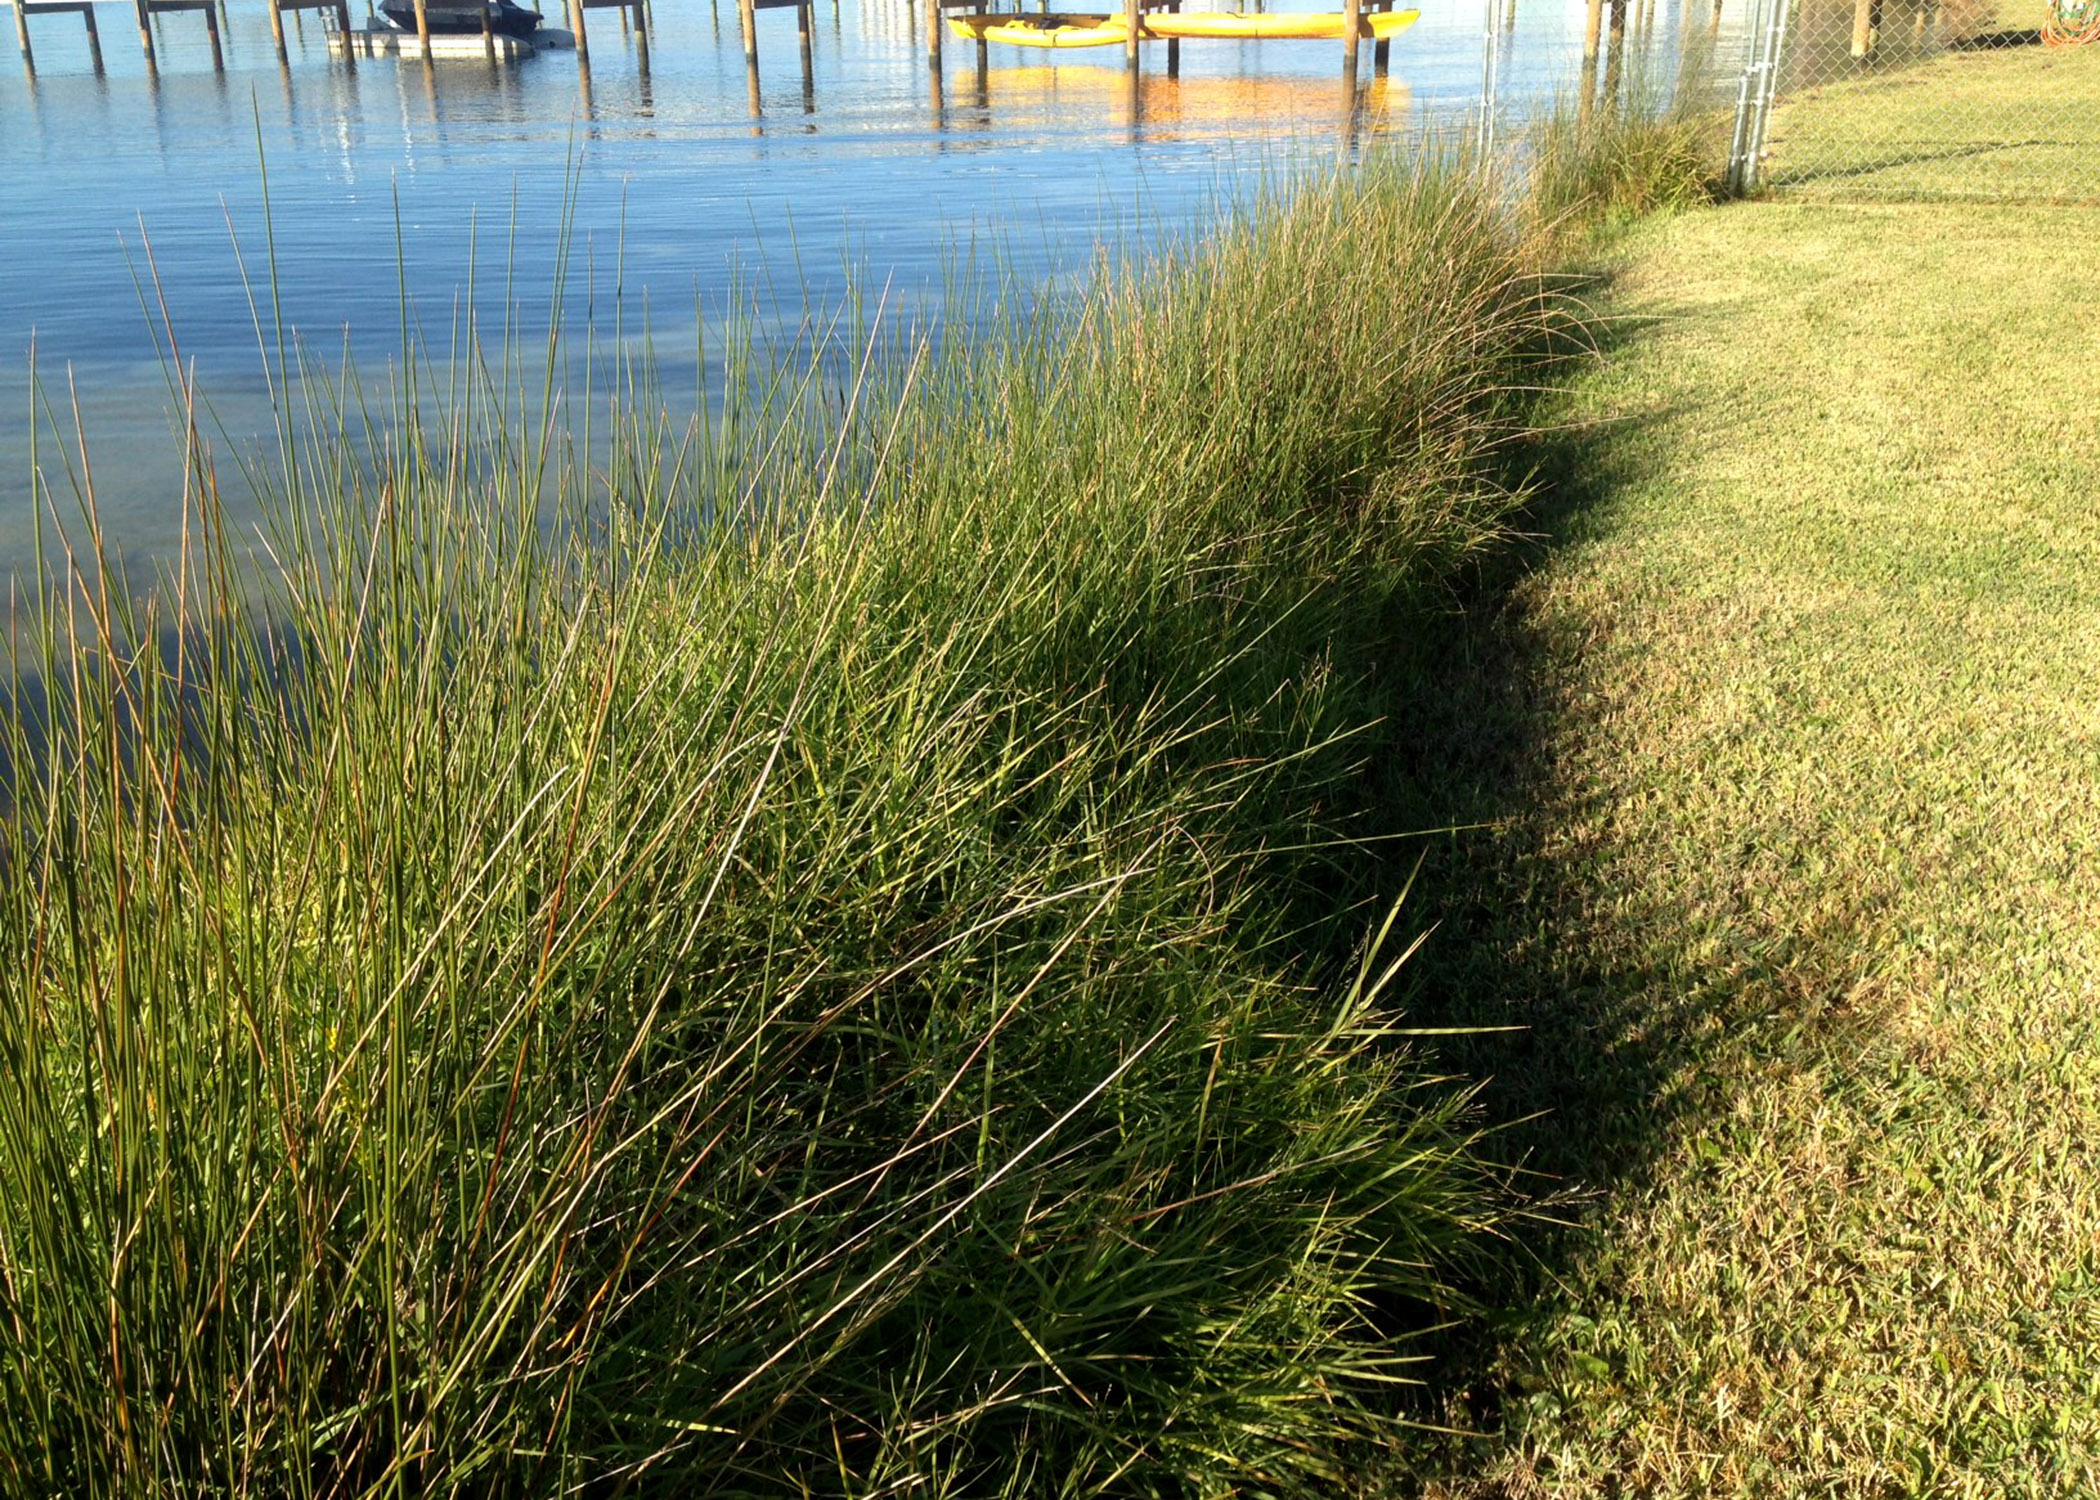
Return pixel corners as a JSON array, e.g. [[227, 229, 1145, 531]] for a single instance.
[[1726, 0, 2100, 200]]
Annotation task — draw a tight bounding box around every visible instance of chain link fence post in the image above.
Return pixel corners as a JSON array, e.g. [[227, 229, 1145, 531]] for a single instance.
[[1728, 0, 1794, 192]]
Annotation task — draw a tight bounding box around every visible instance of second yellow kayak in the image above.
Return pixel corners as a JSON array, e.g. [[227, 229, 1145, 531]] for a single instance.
[[1148, 6, 1418, 37], [946, 12, 1127, 45], [946, 7, 1419, 46]]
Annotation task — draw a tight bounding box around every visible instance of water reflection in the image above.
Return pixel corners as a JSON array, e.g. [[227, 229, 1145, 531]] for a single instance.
[[971, 62, 1408, 142], [0, 0, 1753, 569]]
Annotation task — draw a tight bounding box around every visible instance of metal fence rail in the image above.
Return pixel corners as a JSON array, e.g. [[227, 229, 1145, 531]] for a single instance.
[[1728, 0, 2100, 201]]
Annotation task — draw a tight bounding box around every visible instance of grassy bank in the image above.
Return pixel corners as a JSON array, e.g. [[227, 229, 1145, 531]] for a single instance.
[[1396, 200, 2100, 1495], [0, 136, 1703, 1495]]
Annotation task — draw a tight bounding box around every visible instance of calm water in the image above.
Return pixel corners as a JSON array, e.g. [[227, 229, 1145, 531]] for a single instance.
[[0, 0, 1738, 571]]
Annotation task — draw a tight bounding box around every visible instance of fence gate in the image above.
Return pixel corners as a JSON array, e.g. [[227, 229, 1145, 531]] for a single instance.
[[1728, 0, 2100, 200]]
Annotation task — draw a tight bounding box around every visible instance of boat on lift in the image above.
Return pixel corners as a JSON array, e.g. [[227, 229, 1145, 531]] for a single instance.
[[377, 0, 543, 38]]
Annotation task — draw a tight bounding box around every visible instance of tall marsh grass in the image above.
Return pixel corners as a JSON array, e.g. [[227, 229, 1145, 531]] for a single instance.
[[0, 138, 1640, 1495]]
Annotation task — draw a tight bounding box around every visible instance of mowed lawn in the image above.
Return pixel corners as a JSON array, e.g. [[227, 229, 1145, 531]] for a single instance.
[[1403, 201, 2100, 1495], [1760, 8, 2100, 203]]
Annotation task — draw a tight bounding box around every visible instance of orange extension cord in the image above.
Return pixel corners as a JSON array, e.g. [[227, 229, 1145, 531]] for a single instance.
[[2043, 0, 2100, 44]]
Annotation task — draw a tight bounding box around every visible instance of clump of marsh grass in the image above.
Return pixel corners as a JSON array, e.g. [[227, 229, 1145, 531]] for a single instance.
[[1520, 82, 1725, 238], [0, 146, 1595, 1496]]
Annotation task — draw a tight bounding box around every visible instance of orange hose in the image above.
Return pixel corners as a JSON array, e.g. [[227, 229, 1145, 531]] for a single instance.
[[2043, 0, 2100, 44]]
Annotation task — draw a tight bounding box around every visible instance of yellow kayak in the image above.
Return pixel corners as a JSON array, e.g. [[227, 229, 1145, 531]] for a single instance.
[[946, 13, 1128, 45], [947, 6, 1418, 45], [1146, 6, 1418, 36]]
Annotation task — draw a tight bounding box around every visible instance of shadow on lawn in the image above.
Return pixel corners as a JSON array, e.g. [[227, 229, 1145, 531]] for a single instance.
[[1338, 299, 1747, 1486]]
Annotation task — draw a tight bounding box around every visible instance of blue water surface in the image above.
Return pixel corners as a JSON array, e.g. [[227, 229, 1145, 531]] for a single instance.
[[0, 0, 1733, 571]]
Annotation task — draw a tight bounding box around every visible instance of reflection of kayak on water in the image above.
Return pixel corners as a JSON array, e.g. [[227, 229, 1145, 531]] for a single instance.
[[946, 6, 1419, 45]]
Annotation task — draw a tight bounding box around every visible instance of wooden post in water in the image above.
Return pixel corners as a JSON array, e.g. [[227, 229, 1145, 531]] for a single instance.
[[923, 0, 940, 71], [268, 0, 286, 57], [1165, 0, 1178, 76], [739, 0, 758, 68], [570, 0, 590, 59], [202, 0, 222, 65], [798, 0, 813, 93], [134, 0, 157, 66], [410, 0, 432, 48], [1849, 0, 1873, 56], [1123, 0, 1138, 66], [1342, 0, 1361, 79], [1602, 0, 1626, 103], [7, 0, 110, 74], [1372, 0, 1389, 72], [1582, 0, 1602, 59]]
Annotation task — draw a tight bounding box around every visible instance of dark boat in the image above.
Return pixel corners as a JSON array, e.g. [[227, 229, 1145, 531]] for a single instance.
[[377, 0, 542, 37]]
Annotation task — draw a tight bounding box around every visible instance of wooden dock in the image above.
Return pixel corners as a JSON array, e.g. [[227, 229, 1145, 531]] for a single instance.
[[14, 0, 1400, 87], [7, 0, 643, 68], [11, 0, 356, 69]]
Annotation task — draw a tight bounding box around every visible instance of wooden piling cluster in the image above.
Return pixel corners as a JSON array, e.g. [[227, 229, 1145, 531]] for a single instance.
[[727, 0, 813, 112], [13, 0, 240, 70], [11, 0, 102, 70], [267, 0, 351, 60], [13, 0, 371, 70], [563, 0, 646, 63]]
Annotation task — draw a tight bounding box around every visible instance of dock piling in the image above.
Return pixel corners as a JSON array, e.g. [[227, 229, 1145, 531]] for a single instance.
[[1341, 0, 1360, 76], [1122, 0, 1136, 64], [1602, 0, 1625, 102]]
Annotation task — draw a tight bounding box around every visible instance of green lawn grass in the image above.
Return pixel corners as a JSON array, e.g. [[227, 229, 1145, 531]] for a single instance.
[[1395, 199, 2100, 1495], [1761, 16, 2100, 202]]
